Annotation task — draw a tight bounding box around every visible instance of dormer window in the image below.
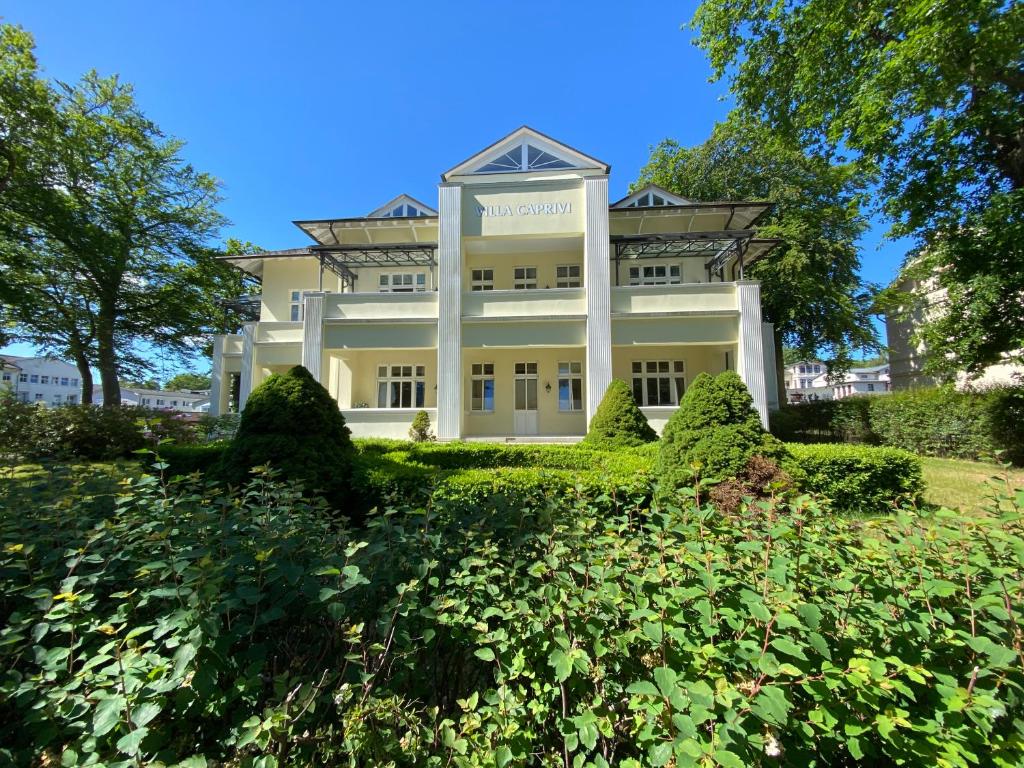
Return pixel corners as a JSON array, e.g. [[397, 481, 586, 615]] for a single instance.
[[626, 191, 673, 208], [475, 142, 574, 174], [383, 203, 421, 217]]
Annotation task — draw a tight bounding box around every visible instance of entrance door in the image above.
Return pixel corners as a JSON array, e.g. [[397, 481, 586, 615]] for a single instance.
[[513, 362, 539, 435]]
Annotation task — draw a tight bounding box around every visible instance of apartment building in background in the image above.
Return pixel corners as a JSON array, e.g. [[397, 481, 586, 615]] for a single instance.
[[0, 354, 85, 406]]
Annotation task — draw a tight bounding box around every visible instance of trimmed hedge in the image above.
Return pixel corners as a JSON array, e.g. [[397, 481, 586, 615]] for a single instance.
[[789, 443, 924, 514], [772, 385, 1024, 464], [582, 378, 657, 449], [157, 442, 230, 477]]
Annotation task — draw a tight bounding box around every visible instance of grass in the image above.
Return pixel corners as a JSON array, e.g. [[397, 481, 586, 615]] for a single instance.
[[920, 456, 1024, 513]]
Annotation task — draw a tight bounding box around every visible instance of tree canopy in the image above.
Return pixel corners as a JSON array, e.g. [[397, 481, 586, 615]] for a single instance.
[[164, 372, 212, 392], [635, 117, 877, 371], [0, 24, 245, 403], [690, 0, 1024, 374]]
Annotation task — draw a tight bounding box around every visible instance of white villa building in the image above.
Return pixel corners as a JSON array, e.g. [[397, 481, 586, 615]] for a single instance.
[[0, 354, 85, 406], [784, 359, 891, 403], [210, 127, 782, 439]]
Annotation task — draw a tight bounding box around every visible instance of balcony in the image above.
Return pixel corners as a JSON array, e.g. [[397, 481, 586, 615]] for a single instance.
[[324, 291, 438, 321], [611, 283, 737, 316], [256, 322, 304, 344], [462, 288, 586, 319]]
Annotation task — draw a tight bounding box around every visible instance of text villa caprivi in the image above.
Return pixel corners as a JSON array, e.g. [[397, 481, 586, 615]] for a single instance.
[[475, 202, 572, 217]]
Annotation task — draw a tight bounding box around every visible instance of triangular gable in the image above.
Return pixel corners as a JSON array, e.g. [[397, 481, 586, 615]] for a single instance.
[[367, 194, 437, 218], [611, 184, 693, 209], [442, 126, 609, 180]]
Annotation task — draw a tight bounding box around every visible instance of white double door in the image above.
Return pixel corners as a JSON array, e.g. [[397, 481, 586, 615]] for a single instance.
[[513, 362, 538, 435]]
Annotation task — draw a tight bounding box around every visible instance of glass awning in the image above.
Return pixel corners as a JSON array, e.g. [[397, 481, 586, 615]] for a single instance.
[[610, 231, 781, 280], [310, 242, 437, 268]]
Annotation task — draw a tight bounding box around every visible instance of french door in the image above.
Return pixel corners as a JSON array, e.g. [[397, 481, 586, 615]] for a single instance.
[[513, 362, 538, 435]]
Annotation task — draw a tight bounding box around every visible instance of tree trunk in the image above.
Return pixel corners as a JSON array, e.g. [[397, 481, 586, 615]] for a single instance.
[[72, 348, 94, 405], [96, 303, 120, 407], [773, 328, 787, 408]]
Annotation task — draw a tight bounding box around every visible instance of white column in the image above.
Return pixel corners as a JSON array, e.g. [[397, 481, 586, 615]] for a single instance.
[[584, 176, 612, 424], [737, 281, 769, 428], [238, 322, 256, 411], [301, 292, 326, 381], [210, 335, 225, 416], [761, 322, 780, 411], [436, 183, 462, 440]]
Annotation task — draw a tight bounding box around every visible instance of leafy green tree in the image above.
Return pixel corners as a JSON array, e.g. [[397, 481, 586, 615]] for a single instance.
[[690, 0, 1024, 373], [222, 366, 354, 513], [636, 118, 877, 398], [582, 379, 658, 449], [0, 25, 235, 405], [164, 372, 211, 392], [657, 371, 789, 486]]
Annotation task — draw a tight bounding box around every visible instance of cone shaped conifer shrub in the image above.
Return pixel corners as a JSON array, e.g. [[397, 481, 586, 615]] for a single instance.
[[657, 370, 790, 486], [583, 379, 657, 449], [222, 365, 353, 510]]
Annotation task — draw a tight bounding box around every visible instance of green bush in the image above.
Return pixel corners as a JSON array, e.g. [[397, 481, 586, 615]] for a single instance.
[[583, 378, 658, 449], [157, 442, 230, 477], [221, 365, 354, 511], [409, 409, 435, 442], [658, 371, 790, 486], [772, 385, 1024, 464], [789, 442, 924, 514], [2, 464, 1022, 766]]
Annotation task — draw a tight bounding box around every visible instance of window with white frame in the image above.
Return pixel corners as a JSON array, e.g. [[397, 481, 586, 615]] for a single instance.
[[19, 374, 27, 383], [475, 143, 574, 174], [67, 395, 77, 404], [60, 377, 69, 386], [628, 265, 681, 286], [376, 364, 426, 408], [378, 273, 427, 293], [625, 191, 676, 207], [1, 373, 10, 382], [631, 361, 686, 406], [513, 267, 537, 290], [556, 265, 582, 288], [71, 378, 78, 386], [29, 374, 38, 383], [52, 394, 61, 405], [35, 393, 43, 401], [40, 375, 49, 384], [557, 362, 583, 412], [471, 269, 494, 291], [470, 363, 495, 412], [289, 289, 307, 322], [382, 203, 423, 217]]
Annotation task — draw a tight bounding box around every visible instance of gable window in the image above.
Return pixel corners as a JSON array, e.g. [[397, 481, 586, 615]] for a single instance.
[[471, 269, 494, 291], [476, 143, 574, 174], [513, 267, 537, 290], [556, 265, 582, 288], [470, 363, 495, 412], [631, 361, 686, 407], [628, 265, 681, 286], [378, 273, 427, 293], [382, 203, 422, 217], [377, 365, 426, 409], [557, 362, 583, 412], [625, 191, 676, 208]]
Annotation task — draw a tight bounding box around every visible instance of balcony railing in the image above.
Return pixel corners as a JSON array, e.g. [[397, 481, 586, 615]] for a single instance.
[[462, 288, 586, 319], [324, 291, 438, 321], [255, 322, 304, 344], [611, 283, 737, 315]]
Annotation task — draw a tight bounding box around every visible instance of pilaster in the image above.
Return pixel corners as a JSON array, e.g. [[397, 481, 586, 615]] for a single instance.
[[737, 281, 769, 428], [238, 322, 256, 411], [301, 292, 326, 381], [436, 183, 463, 439], [584, 176, 612, 424], [210, 335, 225, 416]]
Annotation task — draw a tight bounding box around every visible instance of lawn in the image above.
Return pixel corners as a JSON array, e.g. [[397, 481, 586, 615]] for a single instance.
[[920, 455, 1024, 513]]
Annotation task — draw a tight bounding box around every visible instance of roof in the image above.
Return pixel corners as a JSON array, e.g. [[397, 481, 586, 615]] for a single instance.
[[442, 125, 610, 181], [367, 193, 437, 218], [123, 387, 210, 398], [611, 184, 693, 208]]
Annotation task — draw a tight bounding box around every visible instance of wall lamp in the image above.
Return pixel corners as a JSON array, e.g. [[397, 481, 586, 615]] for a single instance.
[[544, 382, 552, 393]]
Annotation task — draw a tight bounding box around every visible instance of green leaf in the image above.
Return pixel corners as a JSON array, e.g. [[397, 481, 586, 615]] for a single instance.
[[714, 748, 745, 768], [549, 649, 572, 682], [626, 680, 660, 697], [770, 637, 808, 660], [115, 726, 149, 757], [495, 746, 514, 767], [474, 647, 495, 662], [131, 701, 161, 728], [649, 742, 673, 767], [92, 695, 124, 738], [751, 685, 791, 726], [654, 666, 678, 698]]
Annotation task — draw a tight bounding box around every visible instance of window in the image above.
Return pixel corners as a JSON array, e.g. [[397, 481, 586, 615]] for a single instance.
[[171, 400, 178, 406], [289, 290, 309, 322], [798, 365, 806, 374], [52, 394, 61, 405], [631, 361, 686, 406], [141, 398, 151, 406], [556, 265, 582, 288], [625, 191, 678, 208], [156, 399, 165, 406], [67, 395, 77, 404], [379, 273, 427, 293], [35, 393, 43, 401], [19, 374, 27, 383], [627, 265, 681, 286], [71, 378, 78, 386], [30, 374, 38, 383], [867, 383, 875, 392], [513, 267, 537, 290], [471, 269, 494, 291], [377, 365, 426, 408], [40, 375, 49, 384], [60, 377, 69, 387], [724, 351, 733, 371], [557, 362, 583, 412], [470, 363, 495, 412], [382, 203, 422, 217], [2, 373, 10, 382], [514, 362, 538, 412], [475, 143, 573, 174], [813, 365, 821, 374]]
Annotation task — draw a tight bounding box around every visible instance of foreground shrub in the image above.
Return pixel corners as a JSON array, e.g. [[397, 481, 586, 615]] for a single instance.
[[658, 371, 789, 486], [789, 442, 924, 514], [222, 365, 354, 510], [409, 409, 434, 442], [583, 378, 657, 448], [2, 466, 1022, 766], [158, 441, 230, 477]]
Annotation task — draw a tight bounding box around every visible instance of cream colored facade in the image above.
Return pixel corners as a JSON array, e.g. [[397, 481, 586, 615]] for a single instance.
[[211, 128, 781, 439]]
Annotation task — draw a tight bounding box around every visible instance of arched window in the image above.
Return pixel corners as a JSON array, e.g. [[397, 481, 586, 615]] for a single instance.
[[625, 191, 674, 207], [475, 143, 574, 174], [382, 203, 421, 217]]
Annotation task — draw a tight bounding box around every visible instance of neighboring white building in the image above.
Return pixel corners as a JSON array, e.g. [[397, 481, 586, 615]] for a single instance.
[[831, 364, 891, 400], [0, 354, 85, 406], [886, 263, 1024, 390], [783, 360, 831, 402], [119, 388, 211, 414], [211, 126, 783, 439]]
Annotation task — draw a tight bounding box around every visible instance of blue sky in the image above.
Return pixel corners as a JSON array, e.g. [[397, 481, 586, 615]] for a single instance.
[[4, 1, 906, 371]]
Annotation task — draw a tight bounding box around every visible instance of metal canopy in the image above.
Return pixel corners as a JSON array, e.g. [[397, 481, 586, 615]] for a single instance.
[[219, 294, 261, 322], [310, 242, 438, 268], [611, 230, 755, 260]]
